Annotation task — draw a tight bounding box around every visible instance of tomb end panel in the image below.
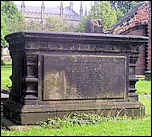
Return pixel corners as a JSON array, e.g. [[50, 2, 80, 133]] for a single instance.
[[40, 55, 128, 101]]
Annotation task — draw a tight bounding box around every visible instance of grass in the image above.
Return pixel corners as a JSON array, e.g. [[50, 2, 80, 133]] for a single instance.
[[1, 119, 151, 136], [1, 61, 151, 136], [139, 96, 151, 117], [1, 61, 12, 89], [135, 78, 151, 94]]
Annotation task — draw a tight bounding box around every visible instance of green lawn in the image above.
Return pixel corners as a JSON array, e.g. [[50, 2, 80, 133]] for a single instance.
[[139, 96, 151, 117], [1, 61, 12, 89], [1, 119, 151, 136], [136, 78, 151, 94], [1, 61, 151, 136], [1, 96, 151, 136]]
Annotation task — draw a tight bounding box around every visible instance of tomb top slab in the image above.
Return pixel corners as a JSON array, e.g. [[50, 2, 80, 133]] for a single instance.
[[5, 31, 148, 44]]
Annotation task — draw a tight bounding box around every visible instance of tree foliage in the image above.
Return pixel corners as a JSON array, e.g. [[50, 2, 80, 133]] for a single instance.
[[73, 1, 143, 33], [110, 1, 142, 16], [1, 15, 7, 46], [74, 1, 118, 32], [115, 9, 125, 21], [45, 16, 73, 32], [25, 21, 43, 31], [88, 1, 118, 30], [1, 1, 26, 46], [25, 16, 73, 32], [1, 1, 74, 46], [73, 16, 90, 32]]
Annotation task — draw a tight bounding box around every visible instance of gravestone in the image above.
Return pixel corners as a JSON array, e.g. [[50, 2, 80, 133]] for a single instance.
[[85, 19, 104, 33], [3, 31, 148, 125]]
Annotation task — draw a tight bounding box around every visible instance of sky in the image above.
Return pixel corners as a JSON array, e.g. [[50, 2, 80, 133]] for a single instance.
[[13, 1, 94, 15]]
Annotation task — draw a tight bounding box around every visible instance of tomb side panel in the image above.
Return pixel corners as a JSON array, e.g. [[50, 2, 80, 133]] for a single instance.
[[41, 55, 127, 100]]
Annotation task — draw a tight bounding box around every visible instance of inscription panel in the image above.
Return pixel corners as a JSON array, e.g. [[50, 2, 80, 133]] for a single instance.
[[43, 55, 127, 100]]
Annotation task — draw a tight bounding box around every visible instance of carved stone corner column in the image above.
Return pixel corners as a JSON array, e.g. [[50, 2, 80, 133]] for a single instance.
[[21, 54, 38, 105], [8, 43, 25, 103], [128, 42, 147, 101], [128, 54, 139, 101]]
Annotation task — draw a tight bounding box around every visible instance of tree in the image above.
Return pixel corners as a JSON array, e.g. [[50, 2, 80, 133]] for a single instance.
[[1, 14, 7, 46], [88, 1, 118, 30], [74, 1, 118, 32], [115, 9, 124, 21], [45, 16, 73, 32], [1, 1, 26, 46], [73, 16, 90, 32], [1, 1, 26, 65], [110, 1, 142, 16], [73, 1, 142, 33], [25, 20, 43, 31], [1, 15, 7, 65]]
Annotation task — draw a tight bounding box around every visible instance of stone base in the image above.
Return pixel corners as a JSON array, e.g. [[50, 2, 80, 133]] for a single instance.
[[1, 116, 17, 127], [145, 71, 151, 81], [128, 93, 138, 101], [1, 116, 35, 131], [3, 99, 145, 125]]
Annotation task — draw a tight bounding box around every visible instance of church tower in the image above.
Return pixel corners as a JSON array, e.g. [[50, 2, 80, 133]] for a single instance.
[[41, 1, 45, 28], [70, 1, 73, 10], [84, 6, 87, 16], [94, 1, 99, 5], [80, 1, 83, 20], [21, 1, 25, 16], [60, 1, 63, 18]]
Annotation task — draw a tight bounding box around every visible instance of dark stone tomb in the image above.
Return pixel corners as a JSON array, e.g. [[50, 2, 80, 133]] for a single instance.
[[3, 31, 148, 124]]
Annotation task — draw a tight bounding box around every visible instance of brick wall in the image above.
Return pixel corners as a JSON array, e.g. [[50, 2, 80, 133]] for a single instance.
[[121, 25, 148, 75], [147, 1, 151, 71], [111, 3, 149, 34], [108, 2, 150, 75]]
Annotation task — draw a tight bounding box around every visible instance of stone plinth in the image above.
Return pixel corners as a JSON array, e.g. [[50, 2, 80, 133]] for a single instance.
[[4, 31, 148, 125], [145, 71, 151, 81]]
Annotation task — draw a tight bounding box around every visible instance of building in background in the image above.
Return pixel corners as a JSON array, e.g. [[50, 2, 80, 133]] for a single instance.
[[2, 1, 84, 62], [16, 1, 83, 26]]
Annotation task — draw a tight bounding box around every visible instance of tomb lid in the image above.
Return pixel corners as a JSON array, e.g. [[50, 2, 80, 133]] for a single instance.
[[5, 30, 148, 43]]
